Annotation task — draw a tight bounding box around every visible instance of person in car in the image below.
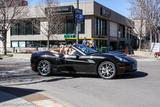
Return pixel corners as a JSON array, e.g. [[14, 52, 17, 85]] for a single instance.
[[67, 46, 76, 55]]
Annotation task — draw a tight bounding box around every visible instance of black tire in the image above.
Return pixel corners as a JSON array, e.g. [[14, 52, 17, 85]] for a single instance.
[[98, 61, 116, 79], [37, 60, 52, 76]]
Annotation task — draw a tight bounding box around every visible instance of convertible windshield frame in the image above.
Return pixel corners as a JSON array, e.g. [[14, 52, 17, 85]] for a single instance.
[[73, 44, 98, 55]]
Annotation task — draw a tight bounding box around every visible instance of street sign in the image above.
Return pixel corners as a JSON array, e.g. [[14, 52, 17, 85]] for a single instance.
[[76, 14, 85, 24], [75, 8, 85, 24], [64, 34, 76, 39], [45, 6, 74, 15], [75, 8, 82, 15]]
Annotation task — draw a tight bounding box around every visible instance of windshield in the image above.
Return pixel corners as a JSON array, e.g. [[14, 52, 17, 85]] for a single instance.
[[74, 44, 98, 55]]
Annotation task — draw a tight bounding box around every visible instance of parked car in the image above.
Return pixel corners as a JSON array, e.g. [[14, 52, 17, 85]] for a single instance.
[[154, 52, 160, 58], [30, 44, 137, 79]]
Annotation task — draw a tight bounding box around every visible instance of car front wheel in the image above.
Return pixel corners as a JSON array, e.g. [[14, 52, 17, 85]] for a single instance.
[[98, 61, 116, 79], [37, 60, 52, 76]]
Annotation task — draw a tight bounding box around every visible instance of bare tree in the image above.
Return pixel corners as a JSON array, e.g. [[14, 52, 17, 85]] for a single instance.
[[129, 0, 160, 50], [34, 0, 65, 50], [0, 0, 28, 55], [129, 0, 146, 50]]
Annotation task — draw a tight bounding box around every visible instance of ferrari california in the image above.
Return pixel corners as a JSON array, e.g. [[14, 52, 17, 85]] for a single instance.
[[30, 44, 137, 79]]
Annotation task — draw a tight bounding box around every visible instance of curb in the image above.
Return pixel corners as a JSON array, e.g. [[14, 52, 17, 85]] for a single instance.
[[0, 77, 57, 86], [23, 92, 67, 107], [0, 90, 66, 107]]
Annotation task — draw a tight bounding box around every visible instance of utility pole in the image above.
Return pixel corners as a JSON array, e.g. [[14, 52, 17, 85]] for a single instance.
[[76, 0, 79, 44]]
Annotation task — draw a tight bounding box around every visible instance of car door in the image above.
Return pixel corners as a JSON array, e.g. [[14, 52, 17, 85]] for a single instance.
[[64, 51, 96, 73]]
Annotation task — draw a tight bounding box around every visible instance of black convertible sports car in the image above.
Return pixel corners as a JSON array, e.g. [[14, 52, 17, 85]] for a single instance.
[[31, 44, 137, 79]]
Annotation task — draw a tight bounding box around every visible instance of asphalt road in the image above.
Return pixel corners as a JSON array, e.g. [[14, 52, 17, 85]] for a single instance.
[[0, 57, 160, 107], [0, 58, 46, 85]]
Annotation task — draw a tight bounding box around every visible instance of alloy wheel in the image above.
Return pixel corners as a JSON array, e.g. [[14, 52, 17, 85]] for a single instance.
[[37, 60, 51, 76], [98, 61, 116, 79]]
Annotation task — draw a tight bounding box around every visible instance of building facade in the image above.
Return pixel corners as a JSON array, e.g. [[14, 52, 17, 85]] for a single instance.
[[0, 1, 137, 51]]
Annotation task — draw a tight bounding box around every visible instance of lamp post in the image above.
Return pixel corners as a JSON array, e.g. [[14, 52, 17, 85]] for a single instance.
[[76, 0, 79, 44]]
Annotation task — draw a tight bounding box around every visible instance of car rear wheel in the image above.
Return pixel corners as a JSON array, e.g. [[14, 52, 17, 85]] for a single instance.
[[98, 61, 116, 79], [37, 60, 52, 76]]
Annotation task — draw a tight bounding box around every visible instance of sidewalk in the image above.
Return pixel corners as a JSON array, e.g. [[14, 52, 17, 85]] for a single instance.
[[0, 53, 31, 60], [134, 50, 155, 58], [0, 91, 34, 107], [12, 53, 32, 59], [0, 90, 66, 107]]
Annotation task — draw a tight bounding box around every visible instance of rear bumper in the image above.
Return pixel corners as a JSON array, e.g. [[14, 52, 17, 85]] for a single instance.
[[117, 63, 137, 75], [31, 63, 37, 72]]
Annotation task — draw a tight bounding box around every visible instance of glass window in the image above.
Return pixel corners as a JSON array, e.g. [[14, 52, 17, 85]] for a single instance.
[[25, 21, 33, 35], [66, 18, 75, 34], [98, 19, 101, 35], [79, 22, 85, 34], [102, 20, 107, 35], [119, 25, 125, 38], [11, 19, 40, 35], [33, 20, 40, 34], [18, 22, 25, 35], [96, 18, 107, 36], [12, 41, 19, 47], [19, 41, 26, 47], [11, 24, 18, 35]]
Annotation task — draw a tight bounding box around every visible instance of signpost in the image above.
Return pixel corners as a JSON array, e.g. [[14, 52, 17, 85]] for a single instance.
[[75, 0, 85, 44]]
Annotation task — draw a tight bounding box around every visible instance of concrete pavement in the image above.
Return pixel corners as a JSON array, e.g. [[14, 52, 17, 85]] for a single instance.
[[0, 91, 34, 107], [134, 50, 155, 58], [0, 87, 67, 107]]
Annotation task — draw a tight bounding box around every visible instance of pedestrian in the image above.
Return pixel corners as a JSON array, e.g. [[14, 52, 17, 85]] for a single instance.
[[82, 37, 88, 46], [90, 39, 96, 50], [124, 45, 129, 54]]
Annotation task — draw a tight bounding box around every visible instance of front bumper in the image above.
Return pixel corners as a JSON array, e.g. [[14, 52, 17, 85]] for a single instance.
[[117, 62, 137, 74]]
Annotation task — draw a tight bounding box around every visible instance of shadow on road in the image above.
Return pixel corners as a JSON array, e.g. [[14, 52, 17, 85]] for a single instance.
[[0, 86, 43, 103], [52, 73, 99, 79], [116, 71, 148, 79], [14, 71, 148, 85], [50, 71, 148, 80], [2, 71, 148, 86]]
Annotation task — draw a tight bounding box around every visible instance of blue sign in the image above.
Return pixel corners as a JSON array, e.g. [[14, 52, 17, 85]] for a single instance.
[[75, 14, 85, 23], [75, 8, 82, 14], [75, 8, 85, 24]]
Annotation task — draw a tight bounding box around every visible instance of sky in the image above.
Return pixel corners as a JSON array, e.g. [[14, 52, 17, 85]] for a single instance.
[[28, 0, 131, 17]]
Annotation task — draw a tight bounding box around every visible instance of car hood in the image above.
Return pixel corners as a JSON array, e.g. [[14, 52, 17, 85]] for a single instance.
[[92, 51, 136, 63]]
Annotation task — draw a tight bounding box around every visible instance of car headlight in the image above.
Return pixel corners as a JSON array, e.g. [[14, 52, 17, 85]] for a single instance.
[[114, 56, 129, 62]]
